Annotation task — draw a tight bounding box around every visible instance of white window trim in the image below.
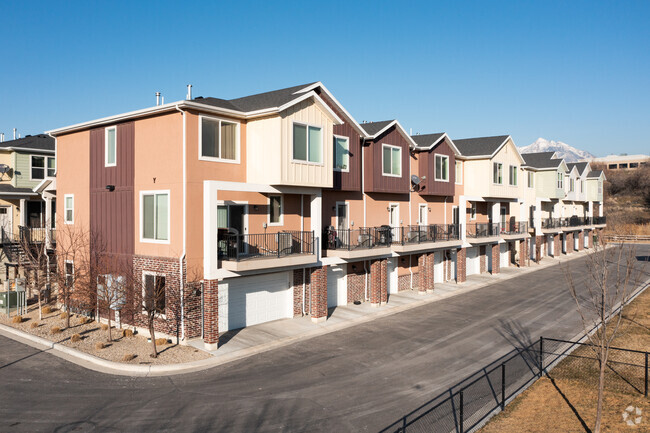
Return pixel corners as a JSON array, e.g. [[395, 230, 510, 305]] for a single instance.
[[267, 194, 284, 227], [28, 154, 46, 181], [509, 165, 518, 186], [139, 190, 171, 244], [418, 203, 428, 225], [388, 203, 400, 227], [65, 260, 74, 288], [470, 202, 477, 221], [291, 121, 324, 166], [333, 134, 350, 173], [198, 114, 241, 164], [493, 162, 503, 185], [557, 172, 563, 189], [64, 194, 74, 225], [528, 172, 534, 189], [142, 270, 167, 319], [455, 161, 463, 185], [381, 143, 402, 177], [335, 201, 349, 229], [434, 154, 450, 182], [105, 126, 117, 167]]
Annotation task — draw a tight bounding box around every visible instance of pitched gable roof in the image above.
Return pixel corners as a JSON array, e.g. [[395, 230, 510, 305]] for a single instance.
[[362, 120, 419, 149], [587, 169, 604, 178], [567, 162, 589, 175], [521, 152, 564, 170], [454, 135, 510, 157], [0, 134, 55, 152], [361, 120, 395, 136], [411, 133, 461, 156]]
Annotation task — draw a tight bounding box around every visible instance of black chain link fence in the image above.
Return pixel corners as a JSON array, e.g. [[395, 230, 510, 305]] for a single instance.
[[380, 337, 649, 433]]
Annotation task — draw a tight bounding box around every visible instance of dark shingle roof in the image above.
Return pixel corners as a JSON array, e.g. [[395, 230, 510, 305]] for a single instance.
[[454, 135, 509, 157], [0, 134, 54, 152], [195, 82, 318, 112], [521, 152, 562, 169], [361, 120, 395, 136], [567, 162, 589, 174], [0, 184, 37, 195], [411, 133, 445, 148], [587, 169, 603, 178]]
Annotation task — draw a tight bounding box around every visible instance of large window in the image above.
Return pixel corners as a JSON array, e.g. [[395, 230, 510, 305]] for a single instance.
[[334, 135, 349, 171], [435, 155, 449, 181], [293, 123, 322, 163], [382, 144, 401, 177], [200, 116, 238, 161], [509, 165, 518, 186], [269, 195, 282, 225], [569, 178, 575, 192], [142, 191, 169, 242], [105, 126, 116, 167], [528, 171, 534, 188], [64, 194, 74, 224], [557, 172, 563, 189], [31, 156, 55, 180], [455, 161, 462, 184], [493, 163, 503, 184], [143, 272, 166, 314]]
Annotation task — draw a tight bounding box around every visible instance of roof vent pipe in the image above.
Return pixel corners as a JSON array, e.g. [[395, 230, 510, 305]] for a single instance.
[[0, 133, 3, 142], [13, 128, 17, 140], [186, 84, 192, 100], [161, 96, 164, 104], [156, 92, 161, 106]]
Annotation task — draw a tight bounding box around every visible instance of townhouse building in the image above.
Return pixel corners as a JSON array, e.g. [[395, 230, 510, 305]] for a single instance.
[[48, 82, 605, 349]]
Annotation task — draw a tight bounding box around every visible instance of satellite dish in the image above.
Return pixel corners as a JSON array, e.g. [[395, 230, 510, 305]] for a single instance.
[[411, 175, 422, 185], [0, 164, 9, 175]]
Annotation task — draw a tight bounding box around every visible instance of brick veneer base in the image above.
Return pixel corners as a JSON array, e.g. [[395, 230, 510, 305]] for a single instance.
[[456, 248, 466, 283], [292, 269, 311, 317], [310, 266, 327, 322], [347, 268, 365, 303], [535, 236, 543, 263], [554, 234, 561, 257], [491, 244, 500, 274], [566, 232, 574, 254], [520, 239, 528, 267], [479, 246, 487, 274]]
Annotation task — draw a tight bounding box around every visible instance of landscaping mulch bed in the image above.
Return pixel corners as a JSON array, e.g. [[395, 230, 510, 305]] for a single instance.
[[0, 303, 211, 365]]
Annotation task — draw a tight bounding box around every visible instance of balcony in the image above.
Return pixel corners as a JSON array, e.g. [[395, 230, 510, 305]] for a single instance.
[[391, 224, 462, 253], [541, 218, 562, 232], [593, 216, 607, 226], [323, 226, 393, 259], [466, 223, 500, 243], [500, 221, 528, 238], [219, 230, 316, 271]]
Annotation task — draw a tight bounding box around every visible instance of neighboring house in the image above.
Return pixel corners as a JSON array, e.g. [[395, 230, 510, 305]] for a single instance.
[[589, 154, 649, 170], [0, 134, 56, 239], [454, 135, 529, 279]]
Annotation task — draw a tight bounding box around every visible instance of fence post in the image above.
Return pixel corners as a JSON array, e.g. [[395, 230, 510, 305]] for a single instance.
[[501, 363, 506, 410], [539, 337, 544, 377], [645, 352, 648, 398], [459, 390, 464, 433]]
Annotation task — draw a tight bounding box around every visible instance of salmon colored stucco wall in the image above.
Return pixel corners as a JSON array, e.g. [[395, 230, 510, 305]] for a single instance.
[[365, 193, 409, 228], [133, 112, 183, 258], [322, 191, 364, 229]]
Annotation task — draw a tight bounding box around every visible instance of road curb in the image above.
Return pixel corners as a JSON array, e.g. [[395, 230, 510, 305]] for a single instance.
[[0, 248, 602, 377]]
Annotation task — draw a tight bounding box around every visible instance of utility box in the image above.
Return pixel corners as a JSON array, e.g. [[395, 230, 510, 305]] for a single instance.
[[0, 291, 18, 308]]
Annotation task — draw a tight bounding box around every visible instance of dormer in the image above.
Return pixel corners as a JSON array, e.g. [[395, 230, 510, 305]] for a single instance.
[[411, 133, 460, 196]]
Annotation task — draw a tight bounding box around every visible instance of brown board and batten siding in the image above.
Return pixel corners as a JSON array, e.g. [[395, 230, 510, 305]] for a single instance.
[[418, 139, 456, 196], [89, 122, 135, 257], [364, 126, 410, 194], [315, 89, 361, 191]]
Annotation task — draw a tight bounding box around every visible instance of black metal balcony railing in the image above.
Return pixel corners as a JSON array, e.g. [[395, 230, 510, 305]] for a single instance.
[[541, 218, 561, 229], [501, 221, 528, 235], [393, 224, 461, 245], [219, 230, 314, 261], [593, 216, 607, 225], [466, 223, 500, 238], [324, 226, 393, 251]]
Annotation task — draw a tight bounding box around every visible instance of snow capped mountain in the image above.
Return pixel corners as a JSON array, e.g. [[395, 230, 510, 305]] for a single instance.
[[518, 138, 595, 162]]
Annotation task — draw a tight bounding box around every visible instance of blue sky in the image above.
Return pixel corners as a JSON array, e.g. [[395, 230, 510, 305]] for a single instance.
[[1, 0, 648, 156]]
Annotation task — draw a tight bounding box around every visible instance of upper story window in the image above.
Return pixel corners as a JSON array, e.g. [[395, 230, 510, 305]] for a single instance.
[[527, 171, 534, 188], [269, 195, 283, 225], [64, 194, 74, 224], [435, 155, 449, 181], [141, 191, 169, 242], [200, 116, 239, 162], [334, 135, 349, 172], [509, 165, 518, 186], [569, 178, 575, 192], [105, 126, 117, 167], [382, 144, 401, 177], [580, 180, 584, 193], [557, 172, 563, 189], [293, 123, 322, 164], [455, 161, 462, 184], [493, 162, 503, 184], [31, 155, 56, 180]]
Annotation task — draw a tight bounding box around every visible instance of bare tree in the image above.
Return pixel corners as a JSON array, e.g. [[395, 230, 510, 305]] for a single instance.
[[96, 269, 128, 342], [136, 271, 167, 358], [18, 229, 51, 321], [563, 238, 643, 433]]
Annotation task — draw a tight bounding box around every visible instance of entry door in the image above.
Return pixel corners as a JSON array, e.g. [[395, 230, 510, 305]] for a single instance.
[[327, 266, 347, 307], [336, 203, 348, 231], [218, 204, 246, 234], [434, 252, 444, 283], [419, 204, 428, 226], [389, 204, 399, 240], [0, 206, 11, 235], [500, 207, 507, 229], [452, 206, 459, 225], [27, 201, 44, 228]]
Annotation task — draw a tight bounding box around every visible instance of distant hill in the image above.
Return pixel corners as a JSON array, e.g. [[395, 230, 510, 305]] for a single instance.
[[518, 138, 595, 162]]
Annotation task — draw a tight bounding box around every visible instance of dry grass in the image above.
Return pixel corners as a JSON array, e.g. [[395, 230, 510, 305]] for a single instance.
[[481, 286, 650, 432], [50, 326, 61, 334], [121, 353, 136, 362], [59, 312, 68, 320], [100, 323, 109, 331], [122, 329, 134, 338], [30, 321, 39, 329], [70, 333, 82, 343], [77, 316, 90, 325], [41, 306, 52, 314], [11, 316, 23, 323], [95, 342, 105, 350], [155, 338, 169, 346]]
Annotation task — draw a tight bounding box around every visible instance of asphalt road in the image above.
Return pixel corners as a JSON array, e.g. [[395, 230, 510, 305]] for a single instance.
[[1, 245, 648, 433]]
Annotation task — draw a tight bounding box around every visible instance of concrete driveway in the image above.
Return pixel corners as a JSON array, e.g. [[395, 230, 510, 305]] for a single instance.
[[1, 244, 648, 432]]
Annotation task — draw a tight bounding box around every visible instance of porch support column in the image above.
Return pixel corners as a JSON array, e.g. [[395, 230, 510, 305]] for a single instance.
[[310, 266, 327, 322], [491, 243, 500, 274], [203, 279, 219, 350], [598, 203, 603, 217], [19, 199, 26, 227]]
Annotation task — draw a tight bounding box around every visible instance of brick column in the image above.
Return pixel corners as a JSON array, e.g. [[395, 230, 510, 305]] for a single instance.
[[491, 243, 500, 274], [520, 239, 528, 267], [566, 232, 573, 254], [456, 248, 466, 283], [554, 234, 561, 257], [535, 236, 543, 263], [425, 253, 435, 293], [203, 279, 219, 350], [578, 231, 584, 251], [310, 266, 328, 322], [370, 260, 382, 307], [479, 246, 487, 274], [380, 259, 388, 304], [417, 254, 427, 294]]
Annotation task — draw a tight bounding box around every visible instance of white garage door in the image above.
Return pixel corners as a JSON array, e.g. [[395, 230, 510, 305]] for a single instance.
[[466, 247, 479, 276], [500, 243, 509, 268], [434, 252, 444, 283], [327, 266, 348, 307], [218, 272, 292, 333], [387, 258, 399, 294]]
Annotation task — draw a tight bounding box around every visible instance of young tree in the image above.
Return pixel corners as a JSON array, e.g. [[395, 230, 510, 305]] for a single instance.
[[18, 227, 51, 321], [563, 239, 643, 433], [137, 271, 167, 358]]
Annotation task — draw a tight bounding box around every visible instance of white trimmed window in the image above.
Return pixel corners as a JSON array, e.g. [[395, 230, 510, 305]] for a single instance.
[[293, 123, 322, 163], [493, 162, 503, 184], [65, 261, 74, 288], [455, 161, 462, 184], [527, 171, 534, 188], [382, 144, 401, 177], [509, 165, 518, 186], [334, 135, 349, 171], [569, 178, 575, 192], [141, 191, 169, 242], [200, 116, 239, 161], [435, 155, 449, 181], [269, 195, 283, 225], [143, 272, 166, 315], [31, 156, 56, 180], [105, 126, 117, 167], [580, 180, 584, 193], [557, 172, 563, 189], [64, 194, 74, 224]]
